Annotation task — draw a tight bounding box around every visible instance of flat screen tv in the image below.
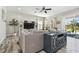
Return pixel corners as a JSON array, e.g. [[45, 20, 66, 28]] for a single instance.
[[24, 21, 35, 29]]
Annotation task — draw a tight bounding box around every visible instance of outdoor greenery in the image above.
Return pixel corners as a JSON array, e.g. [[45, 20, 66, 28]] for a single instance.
[[9, 19, 19, 33], [66, 21, 79, 32]]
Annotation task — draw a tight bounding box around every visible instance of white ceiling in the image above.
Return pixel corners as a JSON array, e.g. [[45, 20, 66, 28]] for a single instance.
[[5, 6, 79, 17]]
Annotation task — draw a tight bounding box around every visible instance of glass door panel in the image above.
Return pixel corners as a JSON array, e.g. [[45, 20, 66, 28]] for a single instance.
[[64, 18, 74, 33], [75, 16, 79, 34], [64, 16, 79, 38], [64, 17, 76, 37], [74, 16, 79, 39]]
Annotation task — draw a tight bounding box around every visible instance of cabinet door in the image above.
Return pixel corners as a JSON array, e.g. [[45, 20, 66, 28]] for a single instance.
[[28, 33, 43, 53], [35, 33, 43, 51], [51, 37, 56, 52], [0, 7, 6, 41], [25, 35, 29, 52], [28, 33, 38, 53], [39, 33, 43, 49]]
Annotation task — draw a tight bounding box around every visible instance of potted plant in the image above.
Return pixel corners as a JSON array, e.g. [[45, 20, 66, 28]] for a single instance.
[[9, 19, 19, 33]]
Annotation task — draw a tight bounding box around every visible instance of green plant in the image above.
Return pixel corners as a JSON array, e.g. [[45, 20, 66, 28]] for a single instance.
[[9, 19, 18, 26], [9, 19, 19, 33]]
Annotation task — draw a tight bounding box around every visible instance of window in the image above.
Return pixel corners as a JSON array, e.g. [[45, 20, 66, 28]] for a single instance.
[[64, 16, 79, 38], [64, 17, 74, 33]]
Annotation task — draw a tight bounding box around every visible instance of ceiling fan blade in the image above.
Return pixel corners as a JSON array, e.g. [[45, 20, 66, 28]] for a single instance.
[[45, 8, 52, 10], [40, 6, 45, 12], [42, 6, 45, 10], [45, 11, 47, 13], [36, 8, 40, 10], [40, 10, 43, 12]]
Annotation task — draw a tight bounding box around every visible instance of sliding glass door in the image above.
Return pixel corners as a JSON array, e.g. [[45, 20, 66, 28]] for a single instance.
[[64, 16, 79, 38], [65, 17, 74, 33], [74, 16, 79, 39], [75, 16, 79, 34]]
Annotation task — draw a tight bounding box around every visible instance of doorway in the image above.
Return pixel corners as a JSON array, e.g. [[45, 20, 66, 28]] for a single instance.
[[64, 16, 79, 39]]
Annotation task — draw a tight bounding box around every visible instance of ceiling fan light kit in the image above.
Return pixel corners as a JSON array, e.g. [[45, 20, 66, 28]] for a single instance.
[[35, 6, 52, 14]]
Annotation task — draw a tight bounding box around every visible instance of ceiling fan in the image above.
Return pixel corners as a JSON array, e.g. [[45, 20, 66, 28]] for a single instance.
[[35, 6, 52, 13]]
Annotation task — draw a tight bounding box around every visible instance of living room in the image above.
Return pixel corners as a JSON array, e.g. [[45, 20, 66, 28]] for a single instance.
[[0, 6, 79, 53]]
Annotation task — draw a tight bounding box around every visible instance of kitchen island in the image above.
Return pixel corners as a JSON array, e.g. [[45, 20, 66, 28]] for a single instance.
[[44, 31, 67, 53]]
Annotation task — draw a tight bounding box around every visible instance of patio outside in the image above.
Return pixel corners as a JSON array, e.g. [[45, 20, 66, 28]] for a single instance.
[[65, 16, 79, 39]]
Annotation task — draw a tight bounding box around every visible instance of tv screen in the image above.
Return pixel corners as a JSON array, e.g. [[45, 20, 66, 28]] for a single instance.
[[24, 21, 35, 29]]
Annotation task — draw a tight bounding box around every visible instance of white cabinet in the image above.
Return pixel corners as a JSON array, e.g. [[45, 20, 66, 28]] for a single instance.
[[0, 7, 6, 42], [19, 31, 44, 53]]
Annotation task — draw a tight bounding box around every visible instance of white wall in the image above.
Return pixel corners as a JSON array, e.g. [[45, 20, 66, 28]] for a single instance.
[[6, 10, 43, 21], [47, 8, 79, 31], [6, 10, 43, 35], [46, 16, 64, 31], [59, 8, 79, 17], [0, 7, 6, 42], [57, 8, 79, 31]]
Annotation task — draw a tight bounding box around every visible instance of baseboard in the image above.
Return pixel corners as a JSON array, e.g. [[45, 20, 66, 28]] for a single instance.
[[35, 49, 44, 53]]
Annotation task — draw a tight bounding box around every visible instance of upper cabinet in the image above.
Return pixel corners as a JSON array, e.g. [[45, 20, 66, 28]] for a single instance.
[[0, 7, 6, 41]]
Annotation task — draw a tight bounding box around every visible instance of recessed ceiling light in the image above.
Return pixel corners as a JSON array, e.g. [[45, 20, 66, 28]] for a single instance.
[[34, 11, 37, 13], [18, 8, 22, 11]]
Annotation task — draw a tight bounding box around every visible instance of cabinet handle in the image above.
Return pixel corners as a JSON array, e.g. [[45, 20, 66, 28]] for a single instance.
[[54, 39, 55, 46]]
